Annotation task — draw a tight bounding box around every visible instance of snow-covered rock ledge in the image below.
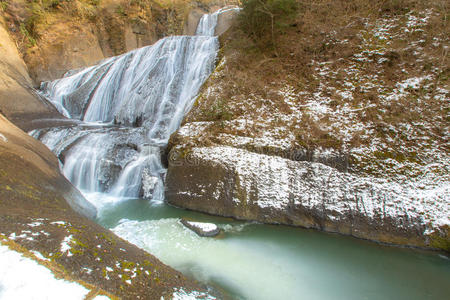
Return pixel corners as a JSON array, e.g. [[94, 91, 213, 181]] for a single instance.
[[166, 146, 449, 250]]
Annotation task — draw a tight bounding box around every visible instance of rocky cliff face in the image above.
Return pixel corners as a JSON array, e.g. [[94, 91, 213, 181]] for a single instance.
[[167, 145, 447, 249], [0, 16, 62, 130], [166, 1, 449, 251], [2, 0, 171, 84], [2, 0, 239, 85]]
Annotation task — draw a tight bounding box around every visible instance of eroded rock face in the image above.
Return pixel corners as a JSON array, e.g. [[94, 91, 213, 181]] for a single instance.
[[0, 112, 97, 220], [184, 9, 206, 35], [25, 24, 106, 84], [184, 5, 240, 36], [0, 17, 62, 131], [166, 145, 449, 250]]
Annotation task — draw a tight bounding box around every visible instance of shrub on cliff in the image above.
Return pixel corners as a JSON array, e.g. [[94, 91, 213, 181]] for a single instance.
[[239, 0, 299, 48]]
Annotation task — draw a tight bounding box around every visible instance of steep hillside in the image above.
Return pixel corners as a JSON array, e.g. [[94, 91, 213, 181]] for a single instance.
[[1, 0, 239, 84], [167, 0, 449, 250]]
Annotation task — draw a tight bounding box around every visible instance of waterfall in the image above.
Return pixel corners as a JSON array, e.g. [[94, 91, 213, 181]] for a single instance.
[[33, 8, 230, 203], [41, 36, 218, 144], [196, 12, 220, 36], [196, 6, 240, 36]]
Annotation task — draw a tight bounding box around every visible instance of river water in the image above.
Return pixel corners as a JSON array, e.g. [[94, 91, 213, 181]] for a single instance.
[[32, 7, 450, 300], [92, 195, 450, 300]]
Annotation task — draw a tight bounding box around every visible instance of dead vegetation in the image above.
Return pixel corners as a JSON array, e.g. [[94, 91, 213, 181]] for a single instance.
[[1, 0, 184, 52], [185, 0, 449, 179]]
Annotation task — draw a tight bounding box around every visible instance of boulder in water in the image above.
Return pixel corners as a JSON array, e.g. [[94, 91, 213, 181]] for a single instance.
[[180, 219, 220, 237]]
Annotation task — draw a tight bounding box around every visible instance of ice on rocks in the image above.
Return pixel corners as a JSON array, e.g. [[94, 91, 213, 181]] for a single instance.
[[171, 287, 216, 300]]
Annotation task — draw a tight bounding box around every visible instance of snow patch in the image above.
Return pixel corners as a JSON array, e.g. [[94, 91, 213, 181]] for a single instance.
[[60, 235, 74, 256], [51, 221, 66, 226], [27, 222, 43, 227], [0, 244, 89, 299], [31, 250, 50, 261], [93, 296, 111, 300], [185, 221, 218, 233], [171, 287, 216, 300]]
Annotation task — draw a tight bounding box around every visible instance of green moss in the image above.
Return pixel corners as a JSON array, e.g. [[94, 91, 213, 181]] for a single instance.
[[70, 248, 84, 255], [429, 229, 450, 251], [0, 1, 8, 11], [115, 5, 126, 16], [72, 238, 88, 248], [201, 98, 233, 121], [97, 232, 116, 245], [67, 227, 81, 234], [143, 259, 152, 266], [121, 273, 131, 283], [120, 261, 135, 269], [50, 252, 63, 260]]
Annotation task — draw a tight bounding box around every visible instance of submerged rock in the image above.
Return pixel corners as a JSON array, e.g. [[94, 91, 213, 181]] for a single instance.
[[180, 219, 220, 237]]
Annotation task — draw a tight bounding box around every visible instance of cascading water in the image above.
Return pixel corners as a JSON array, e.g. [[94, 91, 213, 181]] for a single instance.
[[32, 8, 233, 204], [196, 6, 240, 36], [40, 37, 218, 143]]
